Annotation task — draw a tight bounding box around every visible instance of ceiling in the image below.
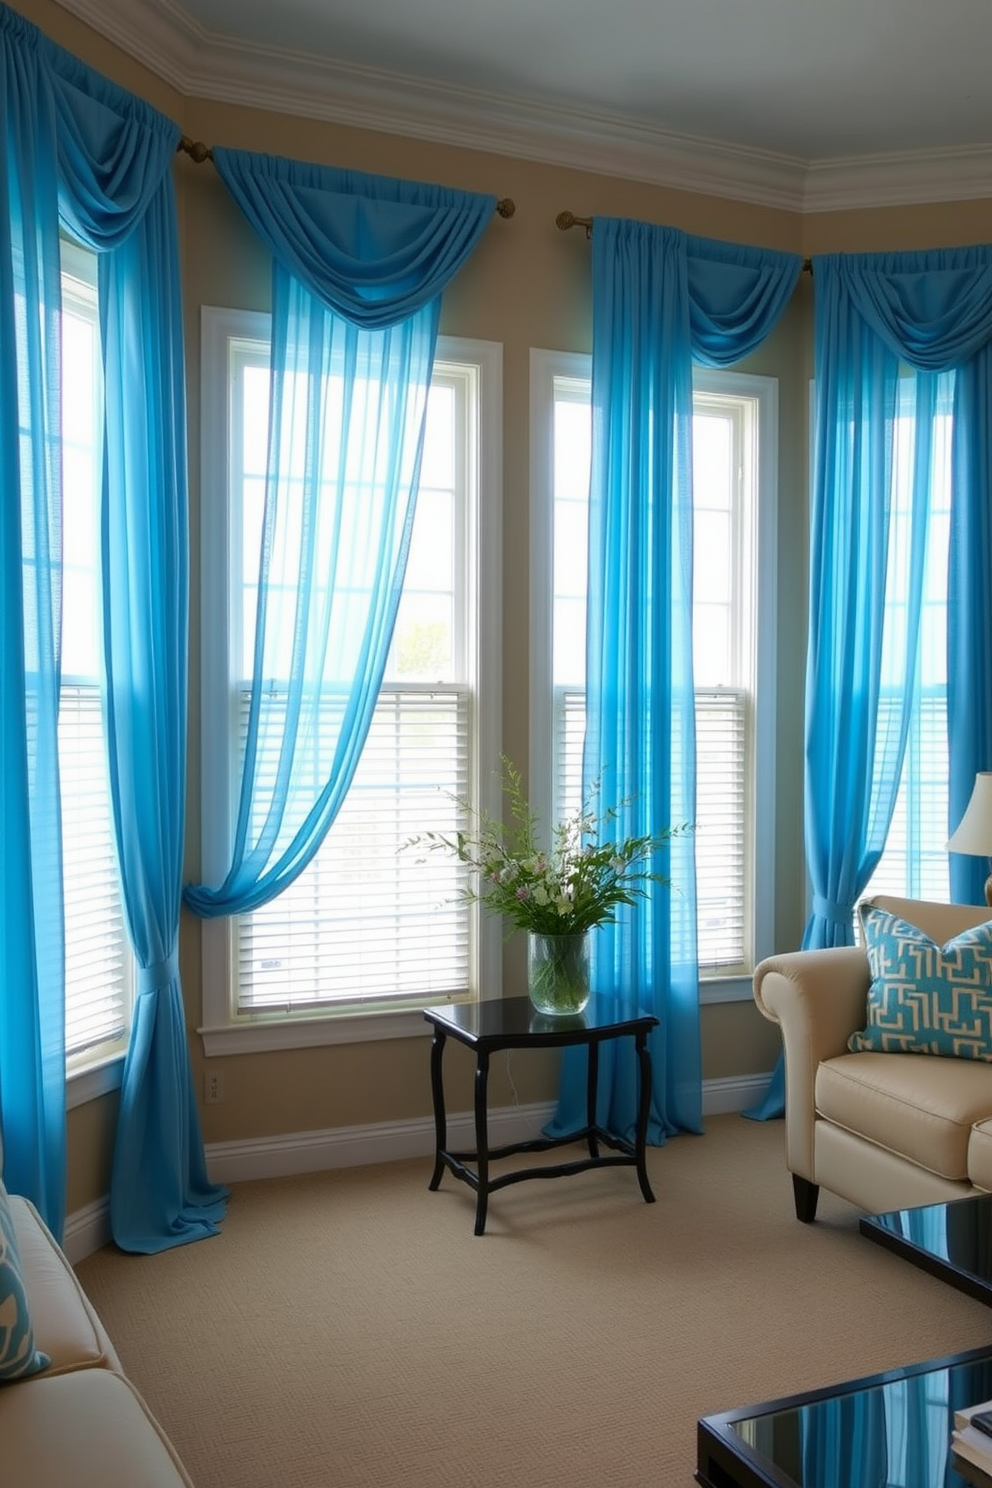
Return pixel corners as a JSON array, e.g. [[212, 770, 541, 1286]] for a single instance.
[[55, 0, 992, 210], [174, 0, 992, 161]]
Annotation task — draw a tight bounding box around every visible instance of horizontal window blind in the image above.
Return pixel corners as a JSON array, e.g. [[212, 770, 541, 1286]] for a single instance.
[[237, 685, 471, 1012], [862, 690, 949, 910], [58, 684, 128, 1057], [554, 687, 585, 827], [555, 685, 747, 972], [694, 689, 747, 970]]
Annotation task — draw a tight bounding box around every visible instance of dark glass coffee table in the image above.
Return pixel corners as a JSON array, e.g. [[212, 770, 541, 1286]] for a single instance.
[[423, 995, 658, 1235], [861, 1194, 992, 1306], [696, 1342, 992, 1488]]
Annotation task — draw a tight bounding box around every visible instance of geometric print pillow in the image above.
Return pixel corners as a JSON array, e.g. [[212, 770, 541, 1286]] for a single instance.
[[848, 905, 992, 1061], [0, 1181, 50, 1382]]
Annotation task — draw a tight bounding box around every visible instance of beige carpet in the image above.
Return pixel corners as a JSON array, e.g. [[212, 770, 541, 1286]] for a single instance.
[[76, 1114, 992, 1487]]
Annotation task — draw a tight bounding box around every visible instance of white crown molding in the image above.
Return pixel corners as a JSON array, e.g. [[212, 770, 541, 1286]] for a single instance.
[[804, 145, 992, 213], [54, 0, 991, 215]]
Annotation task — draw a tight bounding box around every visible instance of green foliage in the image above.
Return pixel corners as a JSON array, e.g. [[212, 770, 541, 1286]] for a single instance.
[[395, 619, 450, 677], [405, 757, 686, 936]]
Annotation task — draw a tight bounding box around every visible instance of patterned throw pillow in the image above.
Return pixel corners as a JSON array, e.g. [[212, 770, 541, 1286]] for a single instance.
[[0, 1181, 50, 1381], [849, 905, 992, 1061]]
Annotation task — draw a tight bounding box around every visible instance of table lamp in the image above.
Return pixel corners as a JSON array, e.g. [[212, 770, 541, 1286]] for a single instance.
[[946, 772, 992, 907]]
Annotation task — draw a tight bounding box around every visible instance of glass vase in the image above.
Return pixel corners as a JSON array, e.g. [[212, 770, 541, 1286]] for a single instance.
[[527, 931, 591, 1016]]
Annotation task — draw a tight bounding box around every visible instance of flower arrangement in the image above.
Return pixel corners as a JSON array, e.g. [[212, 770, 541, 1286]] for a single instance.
[[406, 757, 682, 938]]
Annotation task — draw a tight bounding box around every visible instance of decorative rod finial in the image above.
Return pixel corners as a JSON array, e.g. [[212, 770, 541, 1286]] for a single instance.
[[177, 135, 213, 164], [497, 198, 515, 219], [556, 211, 577, 231]]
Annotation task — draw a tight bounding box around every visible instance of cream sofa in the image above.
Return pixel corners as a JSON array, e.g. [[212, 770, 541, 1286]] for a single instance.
[[1, 1131, 195, 1488], [754, 894, 992, 1223]]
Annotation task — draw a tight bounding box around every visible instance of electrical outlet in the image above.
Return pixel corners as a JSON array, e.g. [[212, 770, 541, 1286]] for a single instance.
[[204, 1068, 225, 1104]]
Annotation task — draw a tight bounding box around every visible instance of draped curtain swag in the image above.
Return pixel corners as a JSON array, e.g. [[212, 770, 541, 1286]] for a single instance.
[[548, 220, 801, 1145], [212, 149, 496, 327], [0, 3, 226, 1248], [749, 244, 992, 1122], [183, 150, 495, 920]]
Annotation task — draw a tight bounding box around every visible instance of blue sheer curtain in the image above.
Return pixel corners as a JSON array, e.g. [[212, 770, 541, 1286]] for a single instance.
[[750, 245, 992, 1122], [0, 7, 66, 1234], [184, 152, 494, 919], [549, 222, 801, 1144], [949, 349, 992, 904], [0, 5, 225, 1247], [45, 36, 227, 1250]]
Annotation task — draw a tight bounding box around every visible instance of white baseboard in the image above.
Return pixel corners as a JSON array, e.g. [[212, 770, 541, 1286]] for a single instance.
[[204, 1100, 559, 1185], [702, 1071, 772, 1116], [203, 1070, 774, 1185], [63, 1195, 112, 1266], [65, 1071, 774, 1261]]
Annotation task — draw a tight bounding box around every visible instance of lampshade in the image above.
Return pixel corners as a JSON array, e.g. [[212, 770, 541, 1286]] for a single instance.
[[947, 773, 992, 856]]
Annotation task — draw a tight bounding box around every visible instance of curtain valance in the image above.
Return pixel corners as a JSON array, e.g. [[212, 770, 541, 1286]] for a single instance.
[[814, 246, 992, 371], [686, 232, 803, 366], [213, 148, 496, 327], [44, 35, 179, 249], [589, 220, 803, 372]]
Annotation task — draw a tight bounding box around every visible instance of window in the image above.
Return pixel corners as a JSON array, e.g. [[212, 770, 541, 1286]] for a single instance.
[[199, 311, 501, 1052], [530, 351, 777, 996], [861, 374, 952, 906], [58, 242, 133, 1081]]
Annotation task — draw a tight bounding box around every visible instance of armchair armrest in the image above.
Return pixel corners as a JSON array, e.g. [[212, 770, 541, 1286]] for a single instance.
[[753, 946, 871, 1181]]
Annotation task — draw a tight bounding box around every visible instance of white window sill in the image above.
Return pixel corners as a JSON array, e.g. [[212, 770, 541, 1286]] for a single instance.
[[200, 980, 755, 1056], [198, 1006, 447, 1056], [699, 974, 755, 1005], [67, 1054, 125, 1110]]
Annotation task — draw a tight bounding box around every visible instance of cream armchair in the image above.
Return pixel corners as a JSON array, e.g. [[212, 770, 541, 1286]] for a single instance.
[[754, 895, 992, 1222], [0, 1125, 196, 1486]]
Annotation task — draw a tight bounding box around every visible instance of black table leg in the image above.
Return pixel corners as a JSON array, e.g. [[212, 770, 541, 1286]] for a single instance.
[[474, 1048, 491, 1235], [428, 1029, 447, 1191], [586, 1041, 600, 1158], [634, 1027, 656, 1203]]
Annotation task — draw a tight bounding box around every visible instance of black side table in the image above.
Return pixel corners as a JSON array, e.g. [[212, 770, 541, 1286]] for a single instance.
[[423, 994, 659, 1234]]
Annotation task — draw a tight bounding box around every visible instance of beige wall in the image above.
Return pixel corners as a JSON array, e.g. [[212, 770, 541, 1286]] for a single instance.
[[16, 0, 992, 1208]]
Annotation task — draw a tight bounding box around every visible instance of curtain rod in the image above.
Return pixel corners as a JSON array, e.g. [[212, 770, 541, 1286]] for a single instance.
[[556, 209, 812, 273], [176, 136, 516, 217]]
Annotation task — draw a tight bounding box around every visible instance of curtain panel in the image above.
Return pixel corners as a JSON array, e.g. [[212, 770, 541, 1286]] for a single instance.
[[0, 6, 66, 1234], [0, 4, 226, 1247], [549, 220, 801, 1145], [805, 247, 992, 950], [184, 152, 495, 921], [751, 243, 992, 1123]]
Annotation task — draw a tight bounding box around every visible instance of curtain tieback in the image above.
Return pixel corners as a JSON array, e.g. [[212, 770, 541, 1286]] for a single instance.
[[812, 894, 853, 928], [138, 950, 180, 994]]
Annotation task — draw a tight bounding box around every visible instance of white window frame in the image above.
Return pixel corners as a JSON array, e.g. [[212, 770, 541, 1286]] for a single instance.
[[859, 371, 953, 910], [59, 240, 132, 1104], [529, 349, 778, 1005], [198, 308, 502, 1055]]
